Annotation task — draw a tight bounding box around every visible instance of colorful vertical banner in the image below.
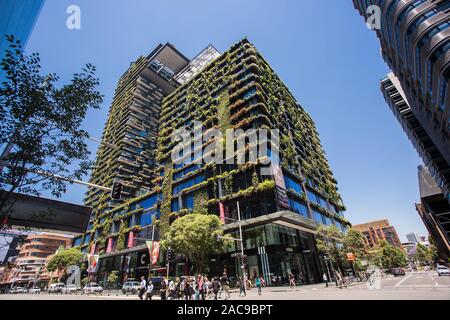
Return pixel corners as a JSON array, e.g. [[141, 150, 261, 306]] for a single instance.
[[146, 241, 160, 266], [106, 238, 113, 253], [219, 202, 225, 224], [87, 254, 99, 273], [127, 231, 135, 248], [89, 243, 96, 255]]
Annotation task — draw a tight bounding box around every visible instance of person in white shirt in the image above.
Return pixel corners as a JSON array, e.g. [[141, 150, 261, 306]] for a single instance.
[[146, 281, 154, 300], [138, 276, 147, 300]]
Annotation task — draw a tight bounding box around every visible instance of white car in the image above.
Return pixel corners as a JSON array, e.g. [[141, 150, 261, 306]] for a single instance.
[[11, 287, 27, 294], [122, 281, 141, 294], [84, 283, 103, 294], [28, 287, 41, 294], [62, 284, 79, 294], [436, 265, 450, 276], [48, 283, 65, 294]]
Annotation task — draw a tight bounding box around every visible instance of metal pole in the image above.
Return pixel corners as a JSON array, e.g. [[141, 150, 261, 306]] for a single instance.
[[236, 201, 247, 290], [87, 136, 119, 150], [324, 258, 332, 285], [166, 246, 170, 280]]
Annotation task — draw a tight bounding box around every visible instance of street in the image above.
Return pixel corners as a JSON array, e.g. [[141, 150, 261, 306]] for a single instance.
[[1, 272, 449, 300]]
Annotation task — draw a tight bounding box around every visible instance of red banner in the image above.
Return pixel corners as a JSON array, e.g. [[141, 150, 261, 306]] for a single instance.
[[219, 202, 225, 224], [127, 231, 135, 248], [146, 241, 160, 266]]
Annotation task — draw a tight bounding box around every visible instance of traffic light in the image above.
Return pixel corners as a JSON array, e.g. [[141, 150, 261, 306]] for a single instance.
[[242, 255, 248, 266], [168, 248, 176, 261], [110, 181, 123, 200]]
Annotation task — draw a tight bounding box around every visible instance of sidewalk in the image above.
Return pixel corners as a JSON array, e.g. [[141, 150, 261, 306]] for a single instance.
[[230, 280, 368, 294]]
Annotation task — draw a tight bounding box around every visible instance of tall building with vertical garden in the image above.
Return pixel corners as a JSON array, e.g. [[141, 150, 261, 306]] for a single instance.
[[75, 39, 349, 286]]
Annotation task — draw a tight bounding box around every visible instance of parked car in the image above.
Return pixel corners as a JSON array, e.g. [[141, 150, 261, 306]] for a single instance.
[[392, 268, 406, 277], [48, 283, 65, 294], [122, 281, 141, 294], [62, 284, 79, 294], [28, 287, 41, 294], [84, 282, 103, 294], [11, 287, 27, 294], [436, 265, 450, 276]]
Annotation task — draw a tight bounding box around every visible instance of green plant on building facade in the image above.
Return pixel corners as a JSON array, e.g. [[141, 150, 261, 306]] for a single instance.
[[74, 39, 350, 285]]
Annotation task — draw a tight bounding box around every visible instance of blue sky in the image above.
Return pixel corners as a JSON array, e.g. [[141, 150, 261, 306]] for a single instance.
[[25, 0, 426, 241]]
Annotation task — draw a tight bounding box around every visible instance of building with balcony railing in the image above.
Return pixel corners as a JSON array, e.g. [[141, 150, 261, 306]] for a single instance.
[[76, 39, 350, 286], [353, 0, 450, 202]]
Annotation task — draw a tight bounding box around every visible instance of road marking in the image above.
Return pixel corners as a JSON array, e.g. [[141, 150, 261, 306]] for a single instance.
[[394, 274, 412, 287]]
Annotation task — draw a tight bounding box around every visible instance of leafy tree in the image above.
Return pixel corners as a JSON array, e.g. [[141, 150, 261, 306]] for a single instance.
[[0, 35, 103, 225], [415, 243, 434, 266], [46, 247, 84, 274], [315, 225, 344, 270], [160, 213, 231, 273], [374, 240, 407, 270], [107, 271, 119, 289], [342, 229, 367, 261]]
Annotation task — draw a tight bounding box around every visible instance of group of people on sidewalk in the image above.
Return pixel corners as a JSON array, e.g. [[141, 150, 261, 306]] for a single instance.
[[137, 272, 234, 301], [137, 269, 365, 300]]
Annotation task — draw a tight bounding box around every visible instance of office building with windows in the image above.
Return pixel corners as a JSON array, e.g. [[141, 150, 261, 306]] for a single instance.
[[354, 0, 450, 201], [406, 232, 420, 243], [6, 233, 72, 287], [76, 39, 349, 286], [415, 165, 450, 260], [0, 0, 44, 82], [381, 73, 450, 201], [353, 219, 403, 249], [0, 0, 44, 56], [82, 44, 191, 243]]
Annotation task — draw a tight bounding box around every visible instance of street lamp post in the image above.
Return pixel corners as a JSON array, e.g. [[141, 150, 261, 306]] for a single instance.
[[218, 201, 247, 290]]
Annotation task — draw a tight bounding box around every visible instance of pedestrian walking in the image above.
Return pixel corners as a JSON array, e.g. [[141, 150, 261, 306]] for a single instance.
[[168, 279, 176, 299], [176, 278, 183, 300], [323, 273, 328, 287], [288, 273, 296, 288], [193, 276, 199, 300], [160, 277, 168, 300], [212, 277, 220, 300], [255, 275, 262, 295], [299, 271, 305, 286], [219, 272, 230, 300], [138, 276, 146, 300], [146, 281, 154, 300], [183, 279, 191, 300], [238, 276, 246, 297], [198, 274, 205, 300]]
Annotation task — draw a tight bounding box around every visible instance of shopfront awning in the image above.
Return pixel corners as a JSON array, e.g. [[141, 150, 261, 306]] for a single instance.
[[1, 191, 91, 233], [221, 210, 319, 234]]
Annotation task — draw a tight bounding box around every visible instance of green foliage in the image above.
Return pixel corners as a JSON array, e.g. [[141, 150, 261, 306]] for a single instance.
[[373, 240, 407, 270], [342, 229, 367, 261], [116, 220, 127, 252], [46, 247, 84, 273], [414, 243, 434, 266], [0, 35, 103, 223], [108, 271, 119, 287], [160, 214, 231, 273], [315, 225, 343, 267]]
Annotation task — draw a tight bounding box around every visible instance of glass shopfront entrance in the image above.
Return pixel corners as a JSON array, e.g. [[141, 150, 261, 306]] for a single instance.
[[212, 223, 323, 285]]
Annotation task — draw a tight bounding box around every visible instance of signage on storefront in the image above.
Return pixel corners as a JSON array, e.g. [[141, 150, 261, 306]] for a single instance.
[[286, 247, 293, 252]]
